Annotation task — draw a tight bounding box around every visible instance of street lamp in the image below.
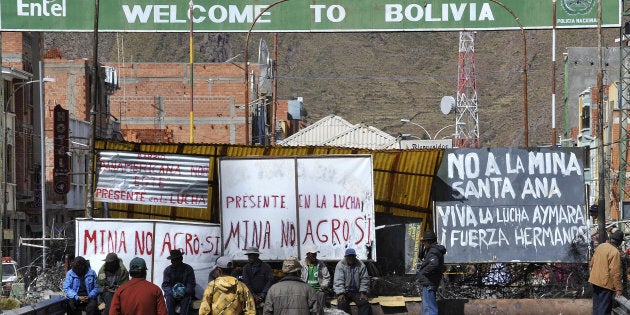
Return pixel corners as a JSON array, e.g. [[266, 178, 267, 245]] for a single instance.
[[400, 118, 432, 139], [37, 65, 55, 270], [1, 74, 54, 266], [487, 0, 528, 147], [244, 0, 290, 144], [433, 122, 465, 140]]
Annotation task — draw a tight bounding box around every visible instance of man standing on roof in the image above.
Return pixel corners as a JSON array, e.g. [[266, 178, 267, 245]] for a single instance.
[[242, 246, 274, 315], [333, 248, 371, 315], [301, 244, 330, 314]]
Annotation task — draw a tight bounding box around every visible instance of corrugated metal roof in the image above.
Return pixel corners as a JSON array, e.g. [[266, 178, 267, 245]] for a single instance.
[[278, 114, 398, 149], [277, 115, 354, 146], [324, 124, 398, 149], [94, 141, 444, 221]]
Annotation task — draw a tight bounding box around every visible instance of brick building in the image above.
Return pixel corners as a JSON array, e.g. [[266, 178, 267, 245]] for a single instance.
[[2, 31, 301, 267], [106, 62, 297, 144]]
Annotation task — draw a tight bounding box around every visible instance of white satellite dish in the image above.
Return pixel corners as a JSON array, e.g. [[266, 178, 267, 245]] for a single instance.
[[440, 96, 456, 115], [258, 38, 273, 96]]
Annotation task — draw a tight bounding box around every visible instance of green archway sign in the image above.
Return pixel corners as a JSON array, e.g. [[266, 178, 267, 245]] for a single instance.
[[0, 0, 620, 32]]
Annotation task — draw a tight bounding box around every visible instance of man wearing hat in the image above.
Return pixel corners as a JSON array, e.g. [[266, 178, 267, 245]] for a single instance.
[[110, 257, 167, 315], [417, 230, 446, 315], [301, 244, 330, 314], [96, 252, 129, 315], [162, 249, 197, 315], [263, 258, 320, 315], [589, 229, 625, 315], [199, 256, 256, 315], [333, 248, 371, 315], [242, 246, 274, 314]]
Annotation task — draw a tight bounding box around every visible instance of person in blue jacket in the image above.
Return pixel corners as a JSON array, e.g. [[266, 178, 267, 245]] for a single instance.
[[63, 256, 99, 315]]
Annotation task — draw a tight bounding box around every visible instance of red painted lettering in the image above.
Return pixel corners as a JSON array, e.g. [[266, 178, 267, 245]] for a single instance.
[[354, 217, 365, 245], [281, 221, 296, 247], [302, 220, 315, 244], [316, 220, 329, 243], [83, 230, 97, 255], [135, 231, 154, 255]]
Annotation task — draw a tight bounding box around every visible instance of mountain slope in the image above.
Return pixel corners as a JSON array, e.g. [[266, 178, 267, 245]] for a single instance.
[[44, 28, 621, 146]]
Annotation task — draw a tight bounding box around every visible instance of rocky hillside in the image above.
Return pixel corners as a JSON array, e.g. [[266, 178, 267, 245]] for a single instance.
[[44, 28, 621, 146]]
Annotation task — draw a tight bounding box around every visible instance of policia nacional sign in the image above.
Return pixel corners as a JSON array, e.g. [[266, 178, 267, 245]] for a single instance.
[[0, 0, 620, 32]]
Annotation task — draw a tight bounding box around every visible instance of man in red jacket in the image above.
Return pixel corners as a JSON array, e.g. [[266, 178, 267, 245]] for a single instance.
[[589, 229, 624, 315], [109, 257, 167, 315]]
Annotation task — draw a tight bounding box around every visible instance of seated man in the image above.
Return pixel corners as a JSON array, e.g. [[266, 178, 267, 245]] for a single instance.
[[333, 248, 371, 315], [162, 249, 196, 315], [63, 256, 99, 315]]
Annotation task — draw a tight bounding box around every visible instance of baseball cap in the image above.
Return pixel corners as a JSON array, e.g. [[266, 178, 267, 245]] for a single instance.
[[305, 244, 319, 254], [129, 257, 147, 271], [215, 256, 233, 269], [103, 253, 119, 262], [344, 248, 356, 256]]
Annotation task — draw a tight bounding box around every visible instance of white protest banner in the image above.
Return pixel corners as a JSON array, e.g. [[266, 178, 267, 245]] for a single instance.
[[220, 158, 297, 260], [297, 157, 375, 260], [220, 155, 376, 261], [76, 218, 221, 298], [95, 151, 210, 208]]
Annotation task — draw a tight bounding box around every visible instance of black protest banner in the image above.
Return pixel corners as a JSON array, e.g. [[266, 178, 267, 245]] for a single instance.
[[433, 147, 588, 263]]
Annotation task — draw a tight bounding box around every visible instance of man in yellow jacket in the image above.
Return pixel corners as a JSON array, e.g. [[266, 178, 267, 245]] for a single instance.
[[199, 256, 256, 315], [589, 229, 624, 315]]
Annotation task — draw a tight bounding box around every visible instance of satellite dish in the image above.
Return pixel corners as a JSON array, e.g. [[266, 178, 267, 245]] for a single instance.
[[257, 38, 273, 96], [440, 96, 456, 115]]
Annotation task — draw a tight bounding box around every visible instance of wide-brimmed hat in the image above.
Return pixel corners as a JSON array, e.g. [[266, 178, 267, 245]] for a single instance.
[[305, 244, 319, 254], [129, 257, 147, 271], [282, 259, 302, 273], [422, 230, 437, 241], [167, 249, 184, 260], [103, 253, 119, 262], [244, 246, 261, 255]]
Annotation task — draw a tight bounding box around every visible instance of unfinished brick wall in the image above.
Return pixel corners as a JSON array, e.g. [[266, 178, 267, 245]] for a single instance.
[[108, 62, 288, 144]]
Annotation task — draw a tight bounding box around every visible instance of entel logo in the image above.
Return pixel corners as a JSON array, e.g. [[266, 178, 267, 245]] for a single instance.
[[17, 0, 67, 17]]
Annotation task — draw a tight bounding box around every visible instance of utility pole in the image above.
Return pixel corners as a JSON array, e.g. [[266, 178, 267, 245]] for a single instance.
[[596, 0, 606, 244], [0, 32, 5, 271], [86, 0, 100, 218]]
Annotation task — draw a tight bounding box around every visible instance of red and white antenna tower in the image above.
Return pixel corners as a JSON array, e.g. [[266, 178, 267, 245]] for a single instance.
[[454, 31, 480, 148]]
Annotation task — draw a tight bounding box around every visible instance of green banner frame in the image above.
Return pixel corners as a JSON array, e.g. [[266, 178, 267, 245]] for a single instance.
[[0, 0, 621, 32]]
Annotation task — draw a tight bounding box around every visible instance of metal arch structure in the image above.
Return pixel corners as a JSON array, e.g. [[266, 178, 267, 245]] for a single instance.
[[618, 0, 630, 221], [454, 31, 480, 148]]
